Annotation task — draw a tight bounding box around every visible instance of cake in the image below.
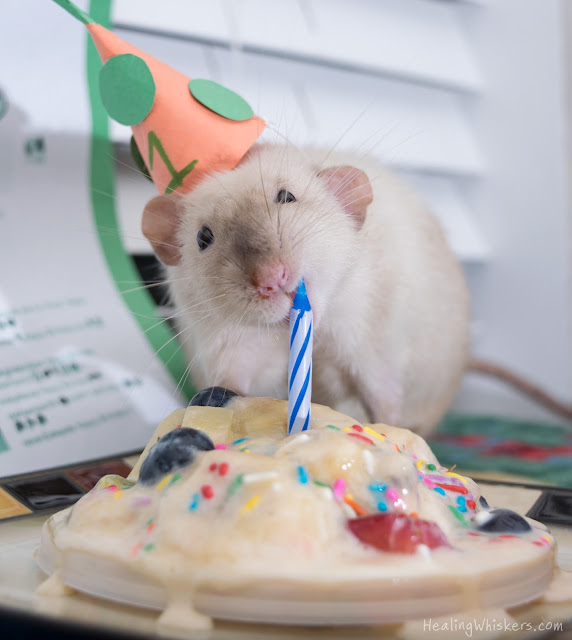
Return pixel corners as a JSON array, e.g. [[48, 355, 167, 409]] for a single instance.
[[37, 388, 556, 631]]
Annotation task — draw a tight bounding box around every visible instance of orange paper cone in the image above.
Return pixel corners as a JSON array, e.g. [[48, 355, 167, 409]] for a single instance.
[[55, 1, 265, 195]]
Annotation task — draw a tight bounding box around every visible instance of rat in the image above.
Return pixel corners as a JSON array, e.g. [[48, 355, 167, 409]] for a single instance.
[[142, 143, 471, 436]]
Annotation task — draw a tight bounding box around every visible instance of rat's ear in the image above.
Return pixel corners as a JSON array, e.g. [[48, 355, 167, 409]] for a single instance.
[[142, 195, 182, 266], [317, 166, 373, 229]]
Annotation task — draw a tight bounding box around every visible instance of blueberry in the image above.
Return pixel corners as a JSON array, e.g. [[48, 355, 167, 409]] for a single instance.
[[473, 508, 532, 533], [479, 495, 489, 509], [189, 386, 239, 408], [138, 427, 214, 485]]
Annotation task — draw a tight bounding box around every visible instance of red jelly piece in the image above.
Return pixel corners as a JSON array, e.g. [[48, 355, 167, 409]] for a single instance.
[[467, 499, 476, 510], [219, 462, 229, 476], [201, 485, 214, 499], [347, 513, 449, 554]]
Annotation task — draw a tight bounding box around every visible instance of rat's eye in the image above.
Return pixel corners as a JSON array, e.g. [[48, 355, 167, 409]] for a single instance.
[[275, 190, 296, 204], [197, 226, 214, 251]]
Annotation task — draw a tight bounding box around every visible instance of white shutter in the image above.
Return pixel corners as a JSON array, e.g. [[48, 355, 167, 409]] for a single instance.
[[111, 0, 488, 262]]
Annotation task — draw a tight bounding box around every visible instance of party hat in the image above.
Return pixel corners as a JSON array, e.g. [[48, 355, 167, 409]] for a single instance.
[[53, 0, 265, 195]]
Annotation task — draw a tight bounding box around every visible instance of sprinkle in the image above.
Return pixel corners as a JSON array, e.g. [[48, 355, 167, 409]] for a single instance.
[[169, 474, 182, 487], [348, 432, 374, 446], [233, 437, 249, 445], [434, 483, 469, 495], [448, 505, 467, 525], [130, 542, 143, 557], [201, 484, 214, 499], [333, 478, 346, 499], [362, 449, 374, 474], [297, 465, 309, 484], [351, 423, 364, 432], [107, 484, 119, 492], [434, 487, 446, 496], [542, 535, 552, 545], [498, 534, 517, 539], [445, 471, 468, 485], [532, 541, 544, 547], [426, 463, 437, 471], [228, 474, 244, 497], [467, 499, 476, 510], [314, 480, 329, 488], [239, 447, 251, 453], [133, 497, 152, 507], [219, 462, 229, 476], [189, 492, 200, 511], [156, 475, 173, 491], [240, 495, 261, 515], [209, 463, 218, 472], [368, 483, 387, 492], [393, 443, 400, 453], [415, 460, 426, 469], [326, 424, 340, 430], [423, 477, 437, 489], [377, 501, 387, 512], [113, 490, 123, 498], [144, 543, 155, 551], [215, 443, 227, 450], [410, 511, 418, 517], [344, 494, 368, 516], [243, 471, 279, 485], [386, 487, 399, 502], [146, 521, 155, 533], [456, 496, 467, 512], [363, 426, 385, 442]]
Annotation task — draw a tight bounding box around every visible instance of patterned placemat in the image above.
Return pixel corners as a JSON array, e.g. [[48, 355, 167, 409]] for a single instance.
[[427, 414, 572, 488]]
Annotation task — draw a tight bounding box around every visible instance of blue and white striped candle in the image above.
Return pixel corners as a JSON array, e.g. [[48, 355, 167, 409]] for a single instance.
[[288, 279, 313, 435]]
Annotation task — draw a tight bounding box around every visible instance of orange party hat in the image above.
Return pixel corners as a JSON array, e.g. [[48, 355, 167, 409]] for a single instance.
[[54, 0, 265, 195]]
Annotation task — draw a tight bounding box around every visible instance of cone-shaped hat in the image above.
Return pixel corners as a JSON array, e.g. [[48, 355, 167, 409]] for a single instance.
[[54, 0, 265, 194]]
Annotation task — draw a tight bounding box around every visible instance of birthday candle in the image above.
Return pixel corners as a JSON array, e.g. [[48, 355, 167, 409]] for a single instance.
[[288, 279, 313, 434]]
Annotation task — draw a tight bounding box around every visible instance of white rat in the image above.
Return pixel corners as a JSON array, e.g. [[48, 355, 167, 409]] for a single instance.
[[142, 144, 470, 435]]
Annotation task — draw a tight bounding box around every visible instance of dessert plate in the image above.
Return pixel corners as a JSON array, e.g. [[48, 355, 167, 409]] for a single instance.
[[36, 510, 554, 626]]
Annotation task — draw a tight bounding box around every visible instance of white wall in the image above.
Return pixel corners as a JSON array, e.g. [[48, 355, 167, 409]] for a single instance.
[[451, 0, 572, 421]]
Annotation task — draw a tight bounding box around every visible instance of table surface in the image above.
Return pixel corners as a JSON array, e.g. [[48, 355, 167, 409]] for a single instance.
[[1, 477, 571, 640]]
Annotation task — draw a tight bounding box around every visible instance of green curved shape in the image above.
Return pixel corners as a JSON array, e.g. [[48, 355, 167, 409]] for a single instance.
[[52, 0, 93, 25], [189, 78, 254, 121], [87, 0, 194, 400], [99, 54, 155, 126]]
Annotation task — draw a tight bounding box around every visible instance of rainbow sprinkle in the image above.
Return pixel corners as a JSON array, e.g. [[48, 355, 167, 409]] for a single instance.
[[189, 492, 200, 511], [448, 505, 467, 525], [333, 478, 346, 499], [241, 495, 261, 515], [297, 466, 309, 484], [228, 474, 244, 497], [386, 487, 399, 503]]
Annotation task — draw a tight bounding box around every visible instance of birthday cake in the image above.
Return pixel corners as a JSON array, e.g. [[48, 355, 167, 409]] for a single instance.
[[37, 388, 556, 631]]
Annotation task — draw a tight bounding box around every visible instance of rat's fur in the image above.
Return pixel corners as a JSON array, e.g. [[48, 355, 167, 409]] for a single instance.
[[143, 145, 470, 435]]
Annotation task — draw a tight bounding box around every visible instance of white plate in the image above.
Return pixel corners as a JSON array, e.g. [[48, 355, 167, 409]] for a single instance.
[[36, 517, 555, 626]]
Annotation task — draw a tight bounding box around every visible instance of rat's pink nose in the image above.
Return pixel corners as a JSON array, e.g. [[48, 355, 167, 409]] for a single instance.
[[252, 263, 290, 297]]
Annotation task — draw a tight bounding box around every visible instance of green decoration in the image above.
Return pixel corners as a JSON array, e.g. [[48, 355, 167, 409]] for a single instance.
[[189, 79, 254, 121], [147, 131, 198, 194], [99, 54, 155, 126], [52, 0, 93, 24], [87, 0, 194, 400], [130, 136, 152, 182]]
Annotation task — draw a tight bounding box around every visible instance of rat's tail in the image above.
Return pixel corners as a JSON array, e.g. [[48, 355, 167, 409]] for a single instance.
[[468, 358, 572, 423]]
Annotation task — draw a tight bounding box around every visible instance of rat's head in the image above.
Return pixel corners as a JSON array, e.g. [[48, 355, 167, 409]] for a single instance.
[[142, 145, 373, 328]]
